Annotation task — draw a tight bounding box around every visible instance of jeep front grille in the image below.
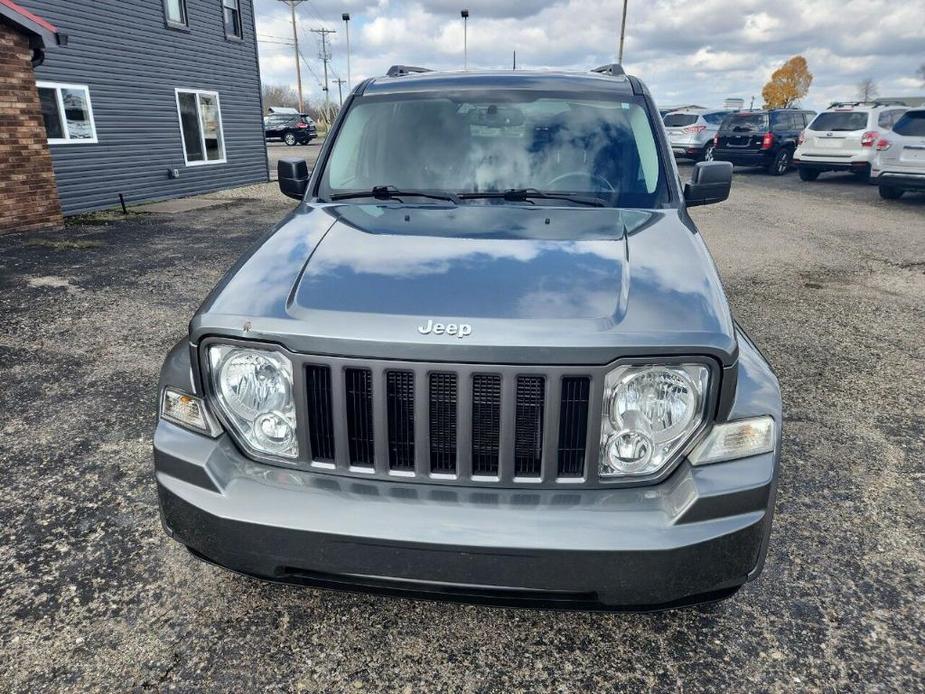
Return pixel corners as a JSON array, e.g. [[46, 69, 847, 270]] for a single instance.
[[345, 368, 374, 467], [300, 357, 601, 488], [428, 372, 458, 474], [471, 374, 502, 476], [558, 376, 591, 477], [305, 365, 335, 462], [514, 376, 545, 477], [386, 371, 415, 471]]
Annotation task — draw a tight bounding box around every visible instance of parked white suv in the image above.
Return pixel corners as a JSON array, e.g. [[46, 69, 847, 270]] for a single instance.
[[663, 109, 730, 161], [794, 101, 908, 181], [871, 108, 925, 199]]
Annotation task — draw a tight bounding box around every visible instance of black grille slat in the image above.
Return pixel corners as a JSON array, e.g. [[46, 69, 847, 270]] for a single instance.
[[386, 371, 415, 471], [305, 365, 335, 462], [429, 373, 458, 474], [514, 376, 545, 477], [345, 368, 374, 467], [471, 374, 501, 475], [557, 377, 591, 477]]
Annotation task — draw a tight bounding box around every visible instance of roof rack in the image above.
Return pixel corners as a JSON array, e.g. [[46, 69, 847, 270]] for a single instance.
[[828, 99, 908, 109], [386, 65, 433, 78], [591, 63, 626, 78]]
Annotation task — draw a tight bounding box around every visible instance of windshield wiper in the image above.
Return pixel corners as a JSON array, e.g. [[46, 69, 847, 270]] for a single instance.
[[459, 188, 607, 207], [328, 185, 458, 204]]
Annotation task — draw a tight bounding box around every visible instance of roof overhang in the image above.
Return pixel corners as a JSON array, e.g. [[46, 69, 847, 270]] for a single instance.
[[0, 0, 60, 65]]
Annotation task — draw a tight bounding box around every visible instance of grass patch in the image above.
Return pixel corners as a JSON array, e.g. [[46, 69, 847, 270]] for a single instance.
[[66, 209, 148, 226]]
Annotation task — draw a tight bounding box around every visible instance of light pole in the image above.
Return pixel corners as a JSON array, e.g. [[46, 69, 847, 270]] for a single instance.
[[618, 0, 628, 64], [342, 12, 351, 91], [461, 9, 469, 70], [279, 0, 306, 112]]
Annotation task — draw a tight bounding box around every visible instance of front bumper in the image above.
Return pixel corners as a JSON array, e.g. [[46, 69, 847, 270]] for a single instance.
[[155, 419, 778, 610]]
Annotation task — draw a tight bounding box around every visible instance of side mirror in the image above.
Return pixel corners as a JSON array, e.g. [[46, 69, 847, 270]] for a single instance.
[[278, 158, 310, 200], [684, 161, 733, 207]]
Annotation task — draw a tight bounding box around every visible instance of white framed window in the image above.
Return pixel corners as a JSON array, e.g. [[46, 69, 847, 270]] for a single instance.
[[174, 88, 227, 166], [36, 82, 98, 144], [164, 0, 188, 28], [223, 0, 243, 39]]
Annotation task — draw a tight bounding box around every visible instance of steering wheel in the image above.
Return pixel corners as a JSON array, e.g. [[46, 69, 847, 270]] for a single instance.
[[546, 172, 615, 192]]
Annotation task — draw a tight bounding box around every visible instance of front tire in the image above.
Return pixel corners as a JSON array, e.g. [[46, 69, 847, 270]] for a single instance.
[[701, 143, 715, 162], [798, 167, 820, 181], [768, 148, 792, 176], [879, 185, 903, 200], [284, 132, 297, 146]]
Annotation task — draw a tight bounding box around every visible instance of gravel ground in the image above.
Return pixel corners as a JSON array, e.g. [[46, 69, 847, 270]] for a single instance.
[[0, 168, 923, 692]]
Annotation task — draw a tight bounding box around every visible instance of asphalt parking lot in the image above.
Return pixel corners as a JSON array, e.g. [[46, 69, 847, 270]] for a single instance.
[[0, 165, 922, 691]]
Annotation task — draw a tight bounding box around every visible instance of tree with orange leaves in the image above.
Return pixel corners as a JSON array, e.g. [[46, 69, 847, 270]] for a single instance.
[[762, 56, 813, 108]]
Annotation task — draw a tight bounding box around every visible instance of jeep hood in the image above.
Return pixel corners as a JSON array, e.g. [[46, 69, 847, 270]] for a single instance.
[[194, 204, 736, 365]]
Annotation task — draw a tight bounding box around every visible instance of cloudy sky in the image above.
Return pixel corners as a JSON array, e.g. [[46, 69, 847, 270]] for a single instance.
[[254, 0, 925, 110]]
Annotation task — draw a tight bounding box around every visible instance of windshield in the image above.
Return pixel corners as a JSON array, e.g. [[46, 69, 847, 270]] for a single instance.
[[722, 114, 768, 132], [893, 111, 925, 136], [809, 111, 868, 132], [318, 92, 667, 208]]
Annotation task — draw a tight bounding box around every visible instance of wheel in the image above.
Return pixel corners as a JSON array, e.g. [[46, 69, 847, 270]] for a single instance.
[[879, 185, 903, 200], [701, 143, 715, 162], [284, 132, 297, 146], [798, 167, 820, 181], [768, 148, 792, 176]]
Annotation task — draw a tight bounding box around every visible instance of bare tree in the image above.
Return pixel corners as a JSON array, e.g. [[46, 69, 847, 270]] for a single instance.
[[261, 84, 299, 112], [857, 77, 879, 102]]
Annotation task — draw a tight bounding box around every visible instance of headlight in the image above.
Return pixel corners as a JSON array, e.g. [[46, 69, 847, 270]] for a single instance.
[[209, 345, 298, 459], [600, 364, 709, 478]]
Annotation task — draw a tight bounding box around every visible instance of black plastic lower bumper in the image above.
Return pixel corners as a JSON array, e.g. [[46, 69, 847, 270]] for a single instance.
[[874, 173, 925, 190], [713, 150, 771, 167], [794, 159, 869, 172]]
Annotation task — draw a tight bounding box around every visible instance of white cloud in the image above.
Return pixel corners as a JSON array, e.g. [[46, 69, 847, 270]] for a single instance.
[[254, 0, 925, 110]]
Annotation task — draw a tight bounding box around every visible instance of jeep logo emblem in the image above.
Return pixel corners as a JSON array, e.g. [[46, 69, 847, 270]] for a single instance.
[[418, 319, 472, 339]]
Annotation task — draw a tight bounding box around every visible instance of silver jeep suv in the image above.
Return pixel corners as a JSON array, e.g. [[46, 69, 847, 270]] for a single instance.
[[153, 64, 781, 611]]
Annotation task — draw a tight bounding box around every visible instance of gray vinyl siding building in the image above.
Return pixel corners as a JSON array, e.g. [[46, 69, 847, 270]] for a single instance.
[[17, 0, 268, 215]]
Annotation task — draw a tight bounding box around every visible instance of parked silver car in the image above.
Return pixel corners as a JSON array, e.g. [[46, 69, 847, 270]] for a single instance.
[[664, 109, 731, 161]]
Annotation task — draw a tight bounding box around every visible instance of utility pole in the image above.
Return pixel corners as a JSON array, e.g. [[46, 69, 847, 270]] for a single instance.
[[279, 0, 307, 112], [513, 50, 516, 70], [310, 27, 336, 119], [618, 0, 628, 64], [334, 78, 346, 107], [342, 13, 351, 90], [461, 9, 469, 70]]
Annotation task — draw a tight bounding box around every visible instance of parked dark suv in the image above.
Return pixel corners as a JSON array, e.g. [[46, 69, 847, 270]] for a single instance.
[[714, 109, 815, 175], [264, 113, 317, 146], [154, 65, 782, 611]]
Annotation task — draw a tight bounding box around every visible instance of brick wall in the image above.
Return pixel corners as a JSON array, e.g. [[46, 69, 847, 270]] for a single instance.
[[0, 23, 63, 234]]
